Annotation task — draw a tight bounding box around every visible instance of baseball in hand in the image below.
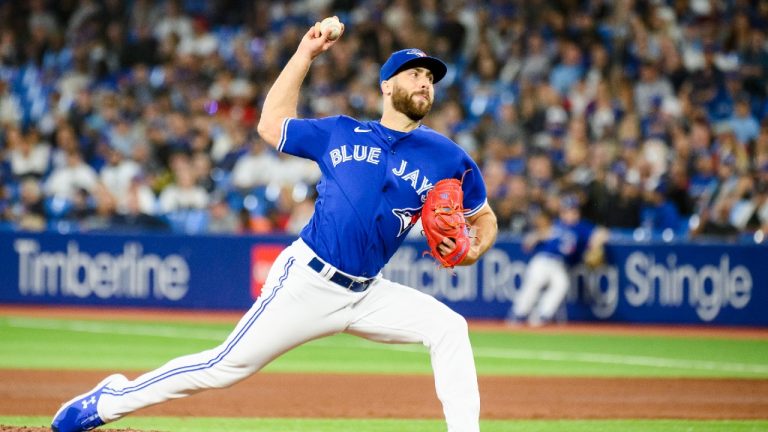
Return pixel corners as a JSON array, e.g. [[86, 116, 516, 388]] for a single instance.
[[320, 17, 342, 41]]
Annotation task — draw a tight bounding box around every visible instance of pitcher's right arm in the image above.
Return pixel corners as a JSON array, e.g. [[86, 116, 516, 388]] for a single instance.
[[257, 19, 344, 147]]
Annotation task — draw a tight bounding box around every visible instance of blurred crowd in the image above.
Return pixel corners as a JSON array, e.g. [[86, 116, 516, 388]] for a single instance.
[[1, 0, 767, 242]]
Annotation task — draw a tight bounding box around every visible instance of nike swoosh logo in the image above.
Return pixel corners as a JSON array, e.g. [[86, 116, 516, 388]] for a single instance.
[[354, 126, 372, 133]]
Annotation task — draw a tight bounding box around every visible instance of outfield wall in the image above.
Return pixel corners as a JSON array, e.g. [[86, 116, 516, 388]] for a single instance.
[[1, 231, 766, 326]]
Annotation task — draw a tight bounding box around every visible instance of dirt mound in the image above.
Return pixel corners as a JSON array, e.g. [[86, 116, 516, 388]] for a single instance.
[[3, 370, 768, 421]]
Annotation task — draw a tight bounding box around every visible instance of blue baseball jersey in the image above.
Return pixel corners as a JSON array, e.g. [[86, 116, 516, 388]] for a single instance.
[[533, 219, 594, 266], [278, 115, 487, 277]]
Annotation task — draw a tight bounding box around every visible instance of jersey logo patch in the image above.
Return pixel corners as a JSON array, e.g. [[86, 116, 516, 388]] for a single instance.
[[354, 126, 372, 133], [392, 207, 422, 237]]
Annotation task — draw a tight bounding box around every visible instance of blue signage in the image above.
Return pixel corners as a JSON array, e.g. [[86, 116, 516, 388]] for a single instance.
[[1, 231, 766, 326], [384, 240, 767, 326]]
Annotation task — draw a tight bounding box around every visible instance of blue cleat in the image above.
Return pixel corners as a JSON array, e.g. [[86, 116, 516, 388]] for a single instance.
[[51, 374, 126, 432]]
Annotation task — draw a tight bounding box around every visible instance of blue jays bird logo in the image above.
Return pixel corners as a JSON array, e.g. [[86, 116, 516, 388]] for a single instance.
[[405, 49, 427, 57], [392, 207, 422, 237]]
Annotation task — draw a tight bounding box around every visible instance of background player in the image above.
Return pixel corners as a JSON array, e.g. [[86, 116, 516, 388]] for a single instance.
[[508, 195, 609, 326], [52, 17, 498, 432]]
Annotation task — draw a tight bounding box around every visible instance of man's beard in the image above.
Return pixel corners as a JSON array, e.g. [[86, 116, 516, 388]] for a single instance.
[[391, 84, 432, 121]]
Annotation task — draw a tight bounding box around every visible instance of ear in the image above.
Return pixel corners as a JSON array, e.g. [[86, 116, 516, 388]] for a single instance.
[[381, 79, 391, 96]]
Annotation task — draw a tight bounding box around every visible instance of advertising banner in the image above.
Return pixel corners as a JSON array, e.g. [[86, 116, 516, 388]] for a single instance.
[[0, 232, 283, 310], [383, 240, 767, 325], [1, 231, 765, 326]]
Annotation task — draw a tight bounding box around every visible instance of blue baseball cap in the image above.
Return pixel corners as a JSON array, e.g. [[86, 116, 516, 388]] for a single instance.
[[379, 48, 447, 85]]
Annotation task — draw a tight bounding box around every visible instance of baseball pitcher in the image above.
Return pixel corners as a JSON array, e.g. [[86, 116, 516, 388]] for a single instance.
[[52, 17, 498, 432]]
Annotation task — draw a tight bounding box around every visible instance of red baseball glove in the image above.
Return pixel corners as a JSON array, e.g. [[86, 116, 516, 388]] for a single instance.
[[421, 178, 471, 268]]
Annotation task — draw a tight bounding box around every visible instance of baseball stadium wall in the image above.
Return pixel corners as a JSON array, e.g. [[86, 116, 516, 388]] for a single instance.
[[1, 230, 766, 326]]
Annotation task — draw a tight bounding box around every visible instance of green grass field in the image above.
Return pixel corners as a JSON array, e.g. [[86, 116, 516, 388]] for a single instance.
[[2, 313, 768, 431]]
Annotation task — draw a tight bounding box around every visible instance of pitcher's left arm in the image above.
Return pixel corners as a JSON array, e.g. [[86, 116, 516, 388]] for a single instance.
[[462, 202, 498, 265], [437, 202, 498, 266]]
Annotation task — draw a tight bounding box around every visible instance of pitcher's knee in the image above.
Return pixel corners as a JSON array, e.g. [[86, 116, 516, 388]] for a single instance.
[[446, 311, 469, 334], [433, 310, 469, 342], [208, 359, 257, 388]]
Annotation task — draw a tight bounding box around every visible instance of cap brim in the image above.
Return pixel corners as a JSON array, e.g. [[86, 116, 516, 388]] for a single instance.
[[390, 57, 447, 84]]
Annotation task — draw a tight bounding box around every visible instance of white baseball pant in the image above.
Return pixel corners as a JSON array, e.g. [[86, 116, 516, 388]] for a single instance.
[[97, 238, 480, 432], [512, 253, 569, 322]]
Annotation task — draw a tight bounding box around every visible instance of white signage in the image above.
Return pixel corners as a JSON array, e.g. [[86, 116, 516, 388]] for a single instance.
[[14, 239, 190, 300]]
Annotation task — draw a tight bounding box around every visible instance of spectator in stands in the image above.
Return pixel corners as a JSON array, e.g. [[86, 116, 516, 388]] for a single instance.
[[164, 111, 194, 154], [463, 44, 510, 119], [206, 194, 238, 234], [666, 159, 695, 218], [692, 155, 745, 238], [634, 60, 675, 118], [713, 122, 750, 173], [495, 174, 530, 234], [739, 29, 768, 99], [752, 164, 768, 232], [118, 174, 157, 216], [549, 41, 584, 97], [44, 150, 99, 201], [605, 174, 643, 229], [177, 17, 218, 58], [67, 88, 97, 137], [79, 183, 118, 232], [728, 94, 760, 146], [641, 181, 684, 234], [106, 115, 144, 157], [231, 138, 277, 191], [28, 0, 59, 41], [158, 155, 209, 213], [519, 33, 550, 84], [10, 177, 46, 231], [0, 79, 22, 127], [110, 178, 167, 232], [50, 125, 82, 169], [65, 187, 95, 223], [0, 0, 766, 241], [687, 43, 729, 121], [100, 146, 141, 199], [124, 24, 159, 67], [693, 204, 740, 239], [191, 151, 215, 192], [8, 127, 50, 180], [494, 102, 524, 144], [586, 82, 620, 140], [0, 28, 21, 67], [729, 173, 764, 233], [154, 0, 193, 46], [689, 150, 717, 202]]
